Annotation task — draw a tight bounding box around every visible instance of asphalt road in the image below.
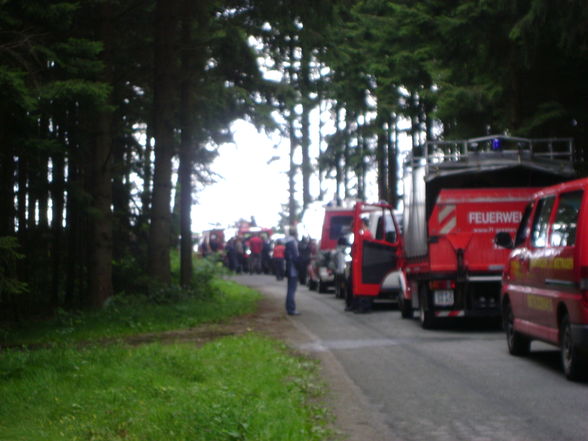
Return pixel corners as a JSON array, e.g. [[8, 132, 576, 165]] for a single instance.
[[235, 274, 588, 441]]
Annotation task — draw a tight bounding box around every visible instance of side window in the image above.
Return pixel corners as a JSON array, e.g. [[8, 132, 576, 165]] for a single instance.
[[514, 203, 533, 247], [372, 210, 397, 243], [530, 196, 555, 248], [384, 210, 398, 243], [550, 190, 583, 247], [375, 213, 385, 240]]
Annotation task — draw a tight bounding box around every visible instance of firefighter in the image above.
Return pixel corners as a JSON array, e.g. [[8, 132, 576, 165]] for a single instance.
[[272, 239, 285, 280], [248, 234, 263, 274]]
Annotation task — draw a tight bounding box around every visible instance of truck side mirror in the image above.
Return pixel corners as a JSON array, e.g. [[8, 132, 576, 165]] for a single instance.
[[495, 231, 514, 249]]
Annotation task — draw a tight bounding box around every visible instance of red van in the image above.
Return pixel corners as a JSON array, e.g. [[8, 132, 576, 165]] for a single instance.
[[496, 177, 588, 380]]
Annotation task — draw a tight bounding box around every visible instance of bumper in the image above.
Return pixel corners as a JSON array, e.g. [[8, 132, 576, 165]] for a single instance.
[[431, 308, 500, 319]]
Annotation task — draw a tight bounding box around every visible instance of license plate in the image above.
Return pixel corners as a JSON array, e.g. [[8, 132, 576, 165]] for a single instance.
[[434, 290, 454, 306]]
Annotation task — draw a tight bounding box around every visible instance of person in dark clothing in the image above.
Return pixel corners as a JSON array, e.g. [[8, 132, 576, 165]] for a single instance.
[[225, 238, 236, 271], [262, 238, 272, 274], [297, 237, 311, 285], [284, 226, 300, 316], [234, 237, 245, 274]]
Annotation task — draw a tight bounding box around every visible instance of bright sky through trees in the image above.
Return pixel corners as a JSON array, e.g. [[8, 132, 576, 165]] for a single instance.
[[192, 119, 290, 232]]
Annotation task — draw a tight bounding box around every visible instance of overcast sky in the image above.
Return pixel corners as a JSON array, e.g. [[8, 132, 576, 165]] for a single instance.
[[191, 119, 291, 233]]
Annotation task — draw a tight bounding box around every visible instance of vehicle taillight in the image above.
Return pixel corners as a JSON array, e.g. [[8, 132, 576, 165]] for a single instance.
[[580, 266, 588, 307], [429, 280, 456, 290]]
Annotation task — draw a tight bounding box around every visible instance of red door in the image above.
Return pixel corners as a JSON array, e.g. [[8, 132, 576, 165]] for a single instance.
[[351, 202, 402, 297]]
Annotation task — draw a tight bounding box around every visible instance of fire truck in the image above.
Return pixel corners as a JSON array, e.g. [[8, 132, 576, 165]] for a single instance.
[[400, 135, 576, 328], [307, 204, 355, 293]]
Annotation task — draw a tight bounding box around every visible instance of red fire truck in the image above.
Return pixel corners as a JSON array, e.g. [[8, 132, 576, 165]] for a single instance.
[[307, 204, 355, 293], [399, 135, 576, 328]]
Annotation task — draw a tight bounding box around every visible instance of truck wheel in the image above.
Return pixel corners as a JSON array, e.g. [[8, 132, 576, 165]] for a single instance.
[[560, 314, 586, 381], [400, 296, 413, 319], [503, 301, 530, 356], [318, 280, 328, 293], [419, 288, 435, 329]]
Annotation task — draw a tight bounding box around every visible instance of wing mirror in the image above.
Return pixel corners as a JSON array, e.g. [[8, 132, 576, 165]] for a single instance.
[[494, 231, 514, 249]]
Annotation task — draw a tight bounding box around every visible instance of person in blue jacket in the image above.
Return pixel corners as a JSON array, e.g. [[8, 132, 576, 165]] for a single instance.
[[284, 226, 300, 316]]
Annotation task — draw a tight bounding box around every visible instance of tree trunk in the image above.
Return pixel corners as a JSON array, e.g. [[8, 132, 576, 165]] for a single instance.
[[111, 93, 130, 262], [387, 115, 398, 208], [37, 116, 50, 231], [171, 172, 181, 247], [316, 58, 326, 202], [142, 124, 153, 221], [87, 1, 114, 309], [334, 107, 342, 204], [65, 135, 80, 308], [16, 151, 29, 291], [51, 134, 65, 307], [343, 111, 352, 200], [0, 120, 15, 235], [148, 0, 179, 284], [26, 153, 36, 232], [300, 42, 312, 210], [288, 108, 298, 225], [375, 111, 388, 202], [178, 0, 199, 287], [357, 130, 365, 200], [410, 91, 419, 151]]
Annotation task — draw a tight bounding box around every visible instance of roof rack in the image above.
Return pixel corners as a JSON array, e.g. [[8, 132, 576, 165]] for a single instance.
[[425, 134, 573, 163]]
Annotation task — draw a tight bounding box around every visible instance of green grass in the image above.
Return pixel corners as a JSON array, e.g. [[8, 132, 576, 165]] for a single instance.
[[0, 260, 333, 441], [1, 279, 260, 347], [0, 336, 330, 441]]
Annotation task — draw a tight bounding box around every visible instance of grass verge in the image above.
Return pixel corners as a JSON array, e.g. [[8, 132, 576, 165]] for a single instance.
[[0, 266, 332, 441], [0, 336, 330, 441]]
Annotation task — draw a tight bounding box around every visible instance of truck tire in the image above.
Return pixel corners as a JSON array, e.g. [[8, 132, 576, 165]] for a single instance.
[[318, 280, 328, 293], [419, 287, 435, 329], [560, 314, 587, 381], [503, 300, 530, 356], [400, 296, 413, 319]]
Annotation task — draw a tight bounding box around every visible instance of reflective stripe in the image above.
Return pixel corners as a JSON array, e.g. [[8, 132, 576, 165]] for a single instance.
[[437, 204, 457, 235], [435, 310, 465, 318], [438, 204, 455, 222], [439, 216, 457, 235]]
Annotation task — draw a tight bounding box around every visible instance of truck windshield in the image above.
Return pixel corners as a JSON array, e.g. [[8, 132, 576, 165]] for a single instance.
[[329, 216, 353, 240]]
